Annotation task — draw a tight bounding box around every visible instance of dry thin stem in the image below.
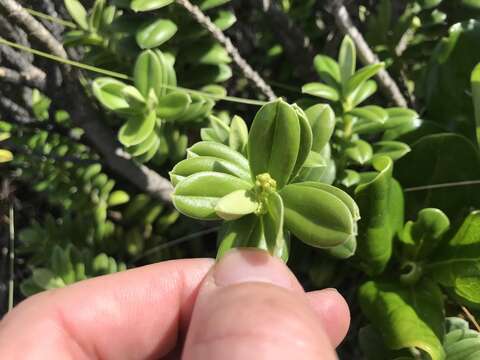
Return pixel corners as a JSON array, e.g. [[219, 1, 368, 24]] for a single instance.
[[331, 4, 408, 108], [176, 0, 277, 100], [461, 305, 480, 332]]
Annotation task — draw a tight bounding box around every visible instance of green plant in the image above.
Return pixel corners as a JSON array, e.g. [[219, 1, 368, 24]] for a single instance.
[[170, 99, 360, 260]]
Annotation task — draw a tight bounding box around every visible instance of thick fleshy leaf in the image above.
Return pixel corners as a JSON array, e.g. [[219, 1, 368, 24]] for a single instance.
[[349, 105, 388, 124], [302, 151, 326, 168], [108, 190, 130, 207], [327, 235, 357, 259], [372, 141, 411, 161], [217, 214, 261, 258], [400, 208, 450, 260], [262, 192, 289, 261], [302, 83, 339, 101], [209, 115, 230, 143], [305, 104, 336, 152], [172, 172, 252, 220], [427, 211, 480, 307], [313, 54, 341, 88], [170, 156, 251, 186], [339, 35, 356, 86], [345, 139, 373, 165], [64, 0, 88, 30], [131, 0, 173, 12], [118, 111, 156, 147], [214, 10, 236, 30], [157, 92, 191, 119], [291, 105, 313, 179], [280, 183, 355, 248], [228, 115, 248, 154], [188, 141, 249, 173], [350, 80, 378, 107], [92, 77, 129, 111], [0, 149, 13, 163], [134, 50, 164, 98], [129, 129, 159, 157], [136, 18, 177, 49], [199, 0, 230, 10], [248, 99, 301, 188], [346, 63, 384, 97], [355, 156, 404, 275], [215, 189, 258, 220], [359, 280, 445, 360]]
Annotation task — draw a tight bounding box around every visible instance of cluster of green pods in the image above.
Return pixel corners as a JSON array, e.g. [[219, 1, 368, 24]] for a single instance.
[[170, 99, 360, 260]]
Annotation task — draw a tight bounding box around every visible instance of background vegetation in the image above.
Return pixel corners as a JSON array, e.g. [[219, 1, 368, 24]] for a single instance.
[[3, 0, 480, 358]]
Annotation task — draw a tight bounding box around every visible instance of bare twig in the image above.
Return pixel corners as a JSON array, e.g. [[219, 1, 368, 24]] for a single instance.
[[329, 3, 408, 107], [0, 0, 67, 59], [176, 0, 276, 100], [0, 66, 46, 89], [461, 305, 480, 332]]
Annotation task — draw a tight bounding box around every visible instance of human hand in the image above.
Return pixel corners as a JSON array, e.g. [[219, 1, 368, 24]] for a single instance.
[[0, 249, 350, 359]]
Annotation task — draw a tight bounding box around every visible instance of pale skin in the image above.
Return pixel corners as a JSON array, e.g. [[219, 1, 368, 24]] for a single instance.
[[0, 249, 350, 359]]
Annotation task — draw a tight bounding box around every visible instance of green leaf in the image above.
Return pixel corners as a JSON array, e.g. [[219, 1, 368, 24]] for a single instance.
[[214, 10, 237, 30], [395, 133, 480, 220], [228, 115, 248, 154], [157, 92, 191, 119], [215, 189, 259, 220], [134, 50, 164, 98], [427, 211, 480, 307], [118, 111, 156, 147], [339, 35, 356, 86], [471, 63, 480, 148], [400, 208, 450, 260], [358, 280, 445, 360], [170, 156, 251, 186], [0, 149, 13, 163], [313, 54, 341, 88], [136, 18, 177, 49], [172, 172, 252, 220], [349, 105, 388, 124], [262, 192, 289, 261], [131, 0, 173, 12], [327, 235, 357, 259], [355, 156, 404, 275], [92, 77, 129, 111], [217, 214, 261, 258], [209, 115, 230, 143], [350, 80, 378, 107], [346, 63, 384, 97], [108, 190, 130, 207], [302, 83, 339, 101], [248, 99, 301, 188], [280, 183, 355, 248], [64, 0, 88, 30], [345, 139, 373, 165], [129, 130, 159, 157], [188, 141, 249, 173], [302, 151, 326, 168], [199, 0, 230, 10], [291, 105, 313, 179], [305, 104, 336, 152], [372, 141, 411, 161]]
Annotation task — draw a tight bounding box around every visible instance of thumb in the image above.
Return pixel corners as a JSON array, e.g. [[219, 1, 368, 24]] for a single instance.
[[182, 249, 342, 360]]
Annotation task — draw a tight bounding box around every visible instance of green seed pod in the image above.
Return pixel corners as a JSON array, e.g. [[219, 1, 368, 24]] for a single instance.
[[187, 141, 249, 173], [280, 183, 355, 248], [170, 156, 251, 186], [172, 171, 252, 220], [248, 99, 301, 188]]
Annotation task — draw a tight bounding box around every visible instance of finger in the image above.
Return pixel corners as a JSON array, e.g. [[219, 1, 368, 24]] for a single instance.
[[182, 249, 348, 360], [306, 289, 350, 347], [0, 258, 214, 360]]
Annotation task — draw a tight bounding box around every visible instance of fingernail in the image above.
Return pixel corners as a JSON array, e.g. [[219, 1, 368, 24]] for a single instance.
[[213, 249, 293, 289]]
